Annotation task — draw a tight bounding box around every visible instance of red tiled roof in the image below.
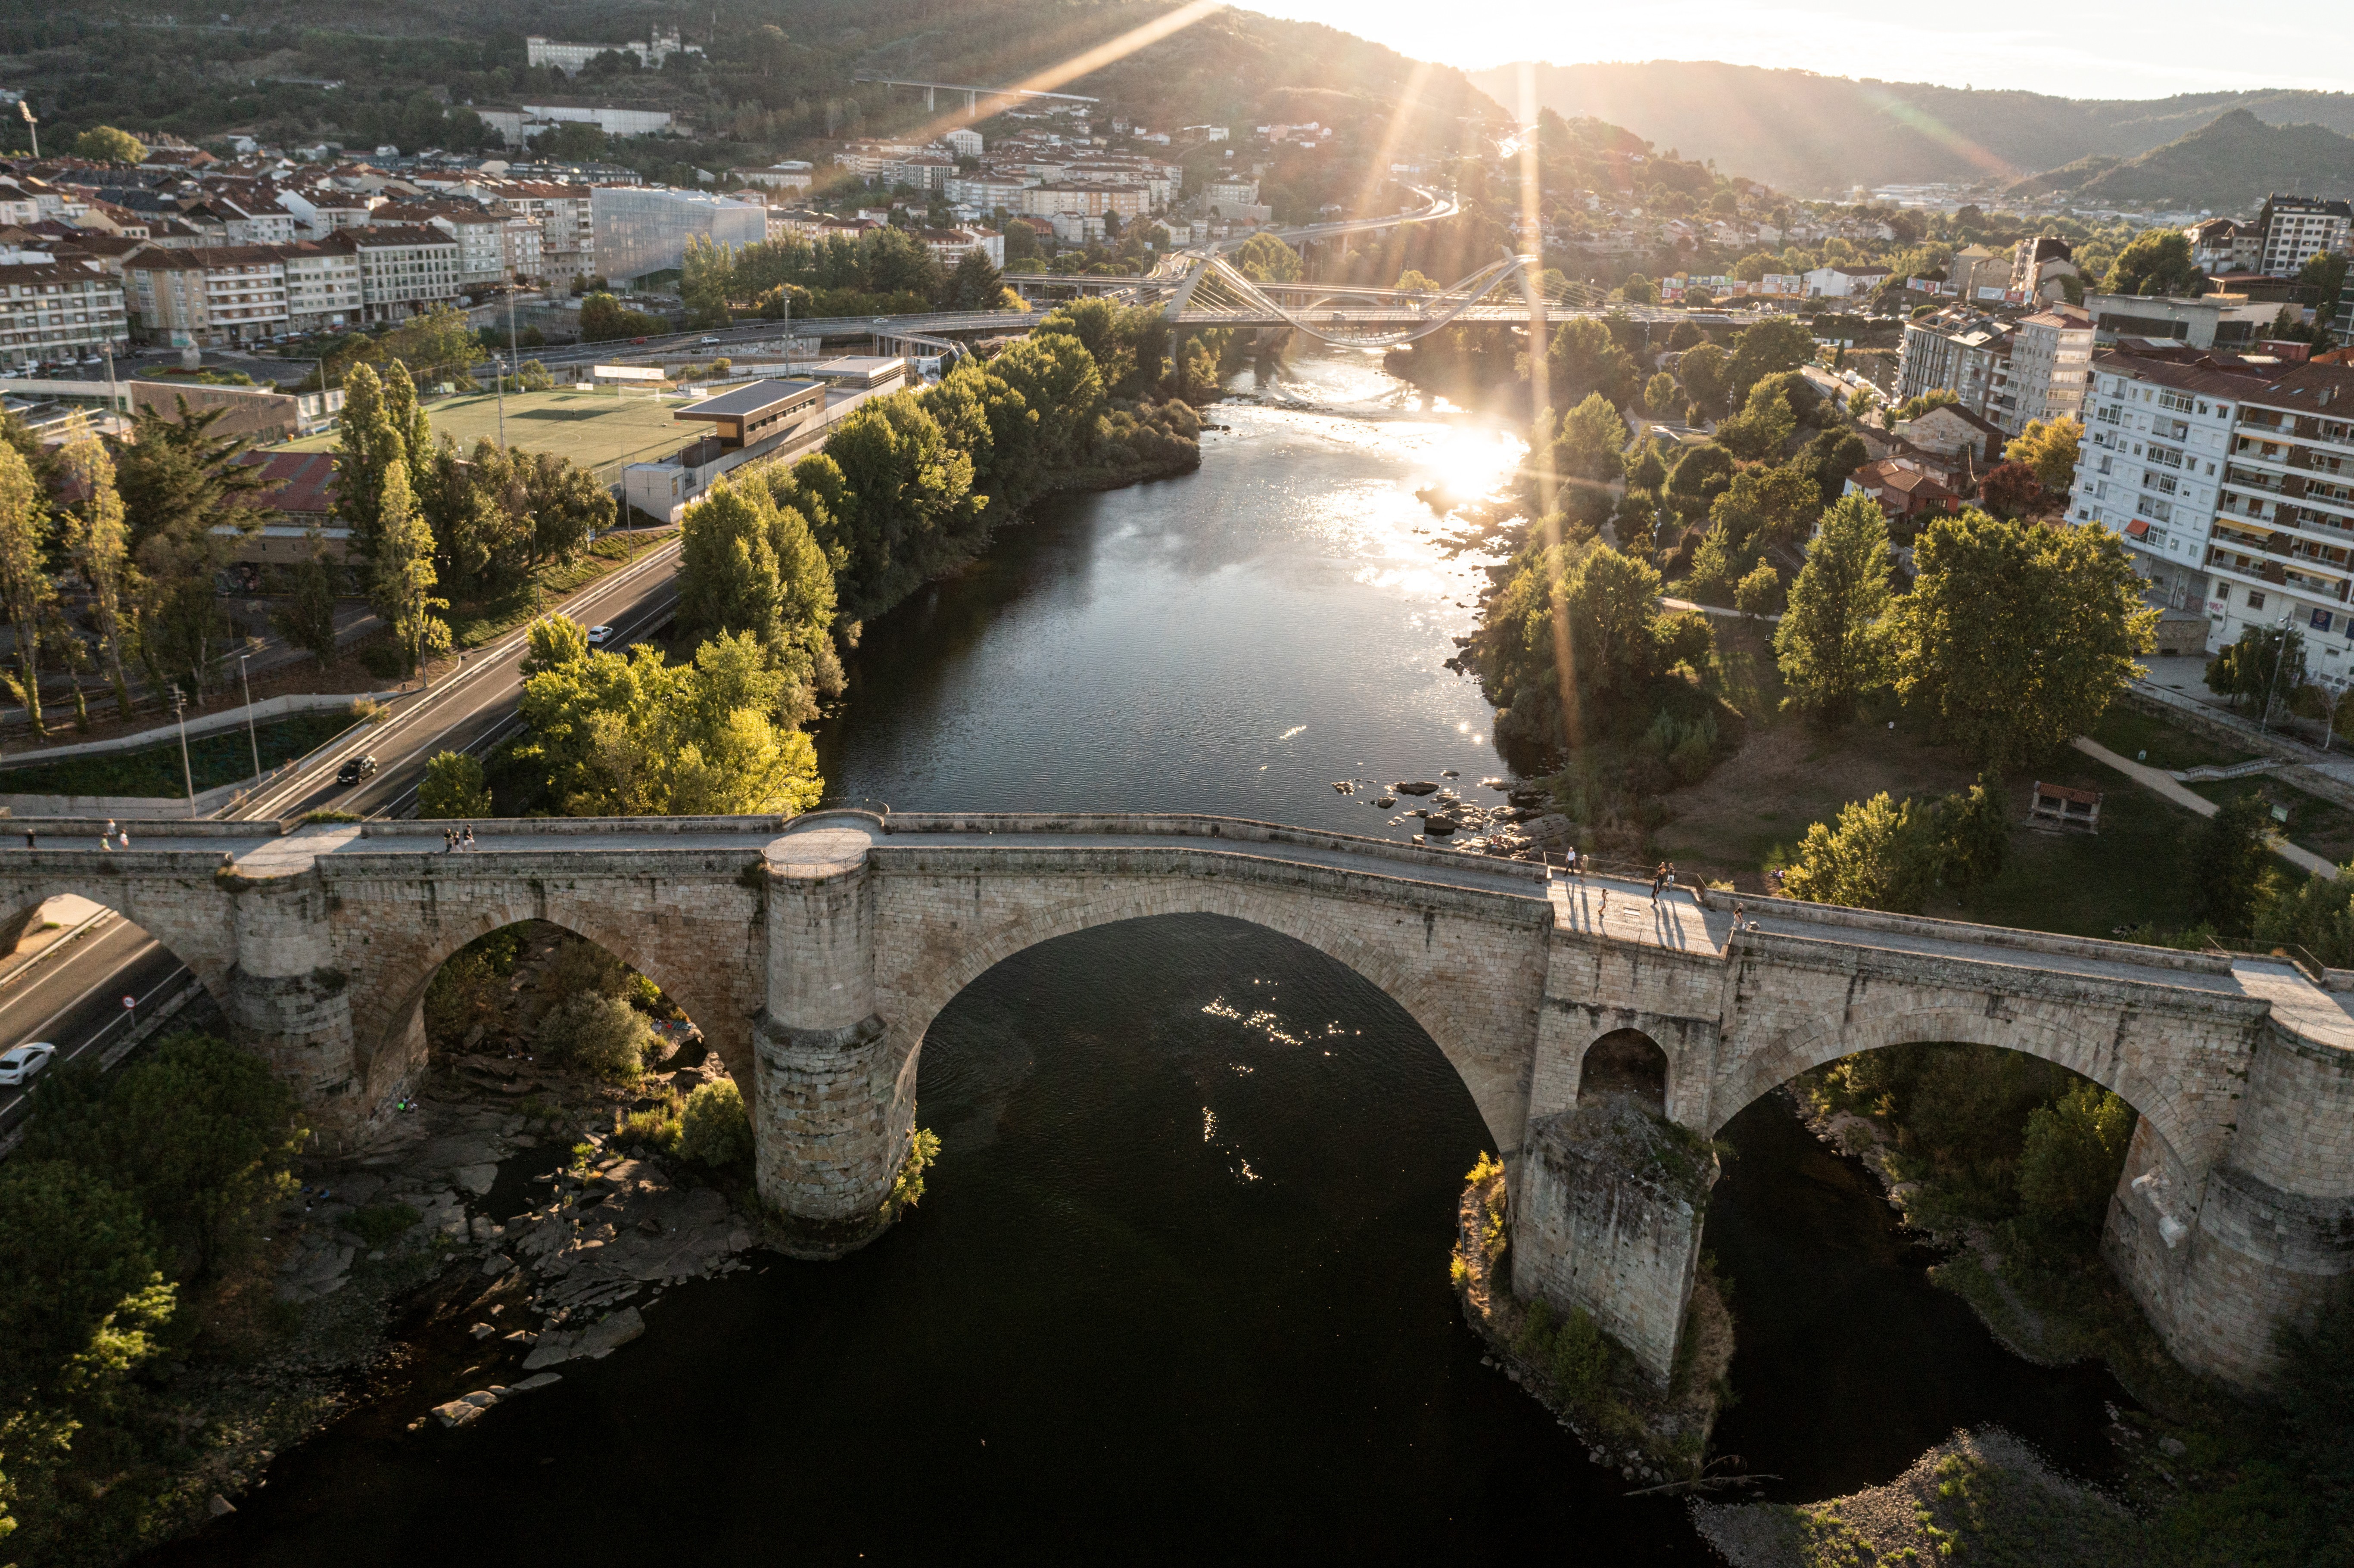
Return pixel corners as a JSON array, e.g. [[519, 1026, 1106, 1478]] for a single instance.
[[235, 451, 339, 517]]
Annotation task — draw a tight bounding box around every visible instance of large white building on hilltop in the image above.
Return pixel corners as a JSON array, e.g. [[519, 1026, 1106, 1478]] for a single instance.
[[527, 28, 701, 75], [2074, 348, 2354, 672]]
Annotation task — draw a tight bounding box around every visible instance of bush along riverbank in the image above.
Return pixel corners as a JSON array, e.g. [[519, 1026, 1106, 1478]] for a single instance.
[[1687, 1057, 2354, 1567], [1449, 1145, 1736, 1491]]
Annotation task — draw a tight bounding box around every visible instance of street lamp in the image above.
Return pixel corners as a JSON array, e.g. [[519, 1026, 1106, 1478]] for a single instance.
[[169, 684, 195, 819], [2260, 612, 2294, 736]]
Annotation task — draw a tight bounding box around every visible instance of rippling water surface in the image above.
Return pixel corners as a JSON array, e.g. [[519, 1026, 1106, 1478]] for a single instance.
[[146, 356, 2129, 1565]]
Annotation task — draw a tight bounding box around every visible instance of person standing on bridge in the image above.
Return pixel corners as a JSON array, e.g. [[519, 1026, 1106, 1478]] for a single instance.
[[20, 828, 31, 849]]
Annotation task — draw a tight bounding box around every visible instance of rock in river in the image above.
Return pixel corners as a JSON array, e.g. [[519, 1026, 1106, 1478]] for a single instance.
[[1393, 781, 1439, 796]]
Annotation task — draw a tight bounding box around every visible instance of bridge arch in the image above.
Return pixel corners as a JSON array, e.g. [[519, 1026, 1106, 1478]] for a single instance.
[[0, 874, 236, 1005], [884, 880, 1544, 1158], [1711, 1003, 2187, 1163], [1579, 1027, 1669, 1114], [361, 896, 758, 1092]]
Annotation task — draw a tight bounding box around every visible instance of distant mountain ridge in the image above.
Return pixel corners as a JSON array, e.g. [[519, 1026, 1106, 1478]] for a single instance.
[[1470, 59, 2354, 201], [2006, 109, 2354, 212]]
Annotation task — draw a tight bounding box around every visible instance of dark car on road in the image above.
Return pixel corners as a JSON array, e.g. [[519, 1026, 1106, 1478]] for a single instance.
[[336, 755, 379, 786]]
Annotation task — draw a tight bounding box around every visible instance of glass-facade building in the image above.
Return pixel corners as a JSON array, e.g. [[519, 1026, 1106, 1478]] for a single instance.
[[590, 187, 767, 284]]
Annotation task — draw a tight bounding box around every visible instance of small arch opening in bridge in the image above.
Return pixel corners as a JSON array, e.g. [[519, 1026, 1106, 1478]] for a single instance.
[[1579, 1029, 1668, 1114], [424, 921, 743, 1163]]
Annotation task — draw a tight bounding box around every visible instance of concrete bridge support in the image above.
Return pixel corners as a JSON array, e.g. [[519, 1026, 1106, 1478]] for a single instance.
[[751, 827, 910, 1256], [222, 875, 372, 1151]]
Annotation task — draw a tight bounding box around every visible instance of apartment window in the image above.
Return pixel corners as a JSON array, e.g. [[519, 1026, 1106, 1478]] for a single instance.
[[2248, 591, 2267, 610], [2316, 610, 2335, 633], [2159, 390, 2193, 412]]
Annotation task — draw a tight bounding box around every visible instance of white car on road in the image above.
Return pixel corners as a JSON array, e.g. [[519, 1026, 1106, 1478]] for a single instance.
[[0, 1042, 56, 1086], [586, 625, 617, 647]]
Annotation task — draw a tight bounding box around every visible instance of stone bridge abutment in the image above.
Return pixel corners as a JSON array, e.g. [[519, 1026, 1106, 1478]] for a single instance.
[[0, 812, 2346, 1392]]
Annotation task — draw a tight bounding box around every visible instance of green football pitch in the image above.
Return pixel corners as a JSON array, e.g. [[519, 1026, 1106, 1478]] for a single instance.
[[282, 387, 697, 479]]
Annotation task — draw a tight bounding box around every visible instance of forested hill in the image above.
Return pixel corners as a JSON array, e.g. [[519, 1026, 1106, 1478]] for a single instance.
[[6, 0, 1504, 195], [2008, 109, 2354, 214], [1470, 59, 2354, 197]]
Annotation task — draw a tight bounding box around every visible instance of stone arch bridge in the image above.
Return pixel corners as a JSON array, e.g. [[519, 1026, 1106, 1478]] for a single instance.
[[5, 810, 2347, 1391]]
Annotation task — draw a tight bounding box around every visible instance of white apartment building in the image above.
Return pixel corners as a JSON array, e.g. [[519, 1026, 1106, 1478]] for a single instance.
[[732, 162, 813, 191], [499, 215, 544, 283], [277, 241, 363, 333], [2073, 351, 2354, 668], [2254, 196, 2351, 279], [946, 174, 1033, 212], [0, 263, 129, 369], [1998, 307, 2095, 434], [1019, 184, 1147, 221], [1896, 308, 2012, 414], [371, 202, 508, 289], [320, 225, 461, 322], [915, 227, 1005, 268], [275, 185, 378, 239], [480, 181, 594, 279]]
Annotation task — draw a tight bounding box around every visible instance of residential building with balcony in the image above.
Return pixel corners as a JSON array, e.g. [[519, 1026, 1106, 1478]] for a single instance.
[[1896, 307, 2013, 415], [2085, 290, 2279, 351], [2186, 217, 2261, 277], [2004, 305, 2095, 433], [277, 240, 363, 333], [123, 245, 291, 345], [2071, 348, 2354, 669], [370, 201, 508, 289], [2254, 195, 2351, 279], [0, 262, 129, 369], [318, 225, 461, 322]]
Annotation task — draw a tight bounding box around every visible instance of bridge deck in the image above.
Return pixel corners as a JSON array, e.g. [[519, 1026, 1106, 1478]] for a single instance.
[[12, 815, 2352, 1051]]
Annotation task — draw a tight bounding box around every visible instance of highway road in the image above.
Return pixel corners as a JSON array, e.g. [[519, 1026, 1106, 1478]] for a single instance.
[[233, 530, 685, 822], [0, 911, 190, 1135]]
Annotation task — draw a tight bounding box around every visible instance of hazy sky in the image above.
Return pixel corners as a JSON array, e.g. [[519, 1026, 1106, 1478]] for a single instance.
[[1238, 1, 2351, 100]]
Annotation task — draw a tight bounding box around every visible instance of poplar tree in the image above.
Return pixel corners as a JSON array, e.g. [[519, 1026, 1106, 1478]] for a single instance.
[[56, 431, 137, 718], [0, 444, 55, 736], [370, 460, 448, 679]]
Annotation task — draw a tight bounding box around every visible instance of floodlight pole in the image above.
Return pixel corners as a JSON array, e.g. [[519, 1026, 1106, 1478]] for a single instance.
[[170, 684, 195, 819], [238, 653, 261, 784]]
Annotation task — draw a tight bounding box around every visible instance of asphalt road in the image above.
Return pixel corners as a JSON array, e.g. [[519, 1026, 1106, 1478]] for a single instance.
[[0, 914, 188, 1133], [232, 532, 685, 822]]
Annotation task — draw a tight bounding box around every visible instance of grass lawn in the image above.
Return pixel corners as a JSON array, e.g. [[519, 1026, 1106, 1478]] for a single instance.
[[0, 709, 363, 798], [2184, 775, 2354, 867], [2083, 704, 2252, 772], [443, 529, 671, 649], [282, 387, 697, 482]]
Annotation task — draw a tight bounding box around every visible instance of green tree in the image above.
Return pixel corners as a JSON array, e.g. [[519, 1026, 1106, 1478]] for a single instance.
[[418, 750, 492, 818], [1726, 314, 1817, 407], [71, 126, 147, 164], [940, 249, 1007, 312], [820, 391, 984, 615], [2191, 790, 2274, 933], [1233, 232, 1302, 283], [676, 1079, 752, 1167], [1548, 392, 1628, 526], [1889, 509, 2154, 772], [0, 442, 55, 737], [273, 533, 342, 669], [20, 1035, 304, 1280], [370, 458, 449, 678], [536, 991, 652, 1082], [676, 477, 840, 717], [1798, 427, 1869, 500], [988, 331, 1103, 472], [514, 632, 823, 817], [1544, 317, 1642, 412], [0, 1158, 159, 1406], [56, 432, 138, 718], [680, 233, 738, 326], [2101, 230, 2204, 297], [1775, 493, 1893, 722], [1715, 378, 1798, 461], [1643, 370, 1680, 417], [2005, 416, 2083, 493], [2016, 1082, 2134, 1238], [1734, 560, 1781, 615], [1709, 460, 1820, 552], [1676, 341, 1731, 421], [2206, 622, 2304, 714], [1663, 442, 1736, 526], [1783, 792, 1931, 911]]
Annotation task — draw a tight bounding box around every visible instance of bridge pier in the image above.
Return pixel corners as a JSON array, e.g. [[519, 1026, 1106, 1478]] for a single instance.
[[221, 875, 382, 1154], [2108, 1016, 2354, 1384], [751, 830, 909, 1256]]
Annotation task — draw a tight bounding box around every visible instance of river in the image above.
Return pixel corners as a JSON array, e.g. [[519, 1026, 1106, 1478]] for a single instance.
[[145, 354, 2127, 1564]]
